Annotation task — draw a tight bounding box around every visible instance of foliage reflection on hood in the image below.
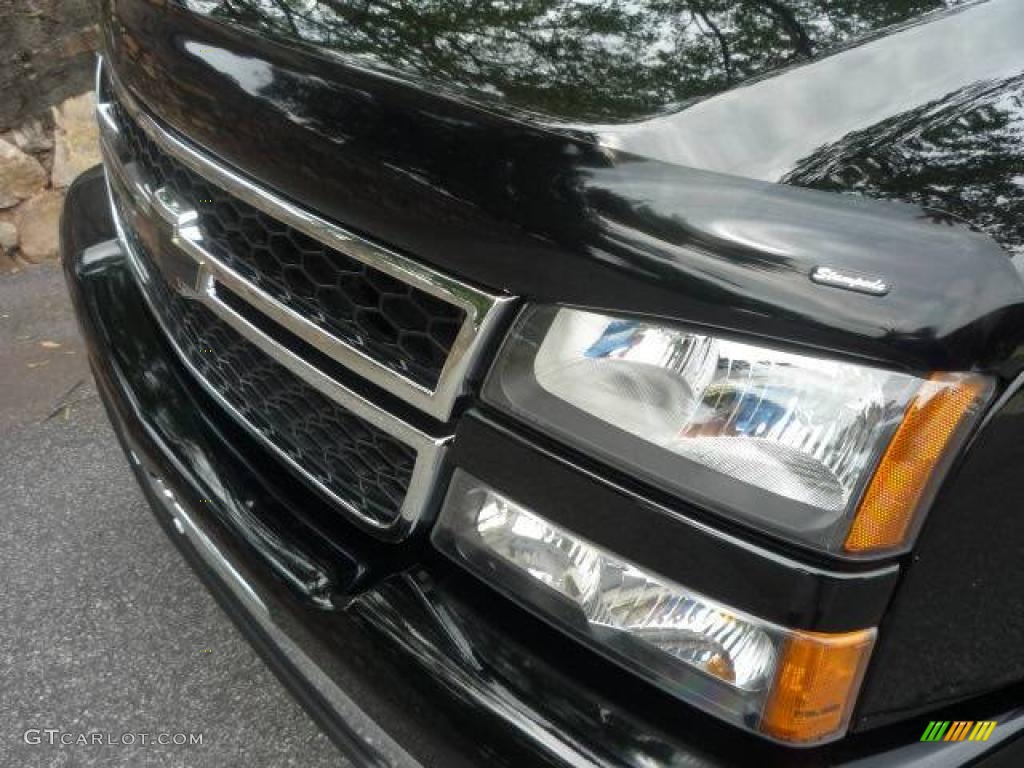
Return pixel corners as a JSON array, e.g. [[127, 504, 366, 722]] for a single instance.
[[179, 0, 965, 123], [785, 74, 1024, 259]]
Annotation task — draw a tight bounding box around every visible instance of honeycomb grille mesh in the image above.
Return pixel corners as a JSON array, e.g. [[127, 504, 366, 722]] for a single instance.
[[114, 189, 417, 527], [110, 101, 464, 390]]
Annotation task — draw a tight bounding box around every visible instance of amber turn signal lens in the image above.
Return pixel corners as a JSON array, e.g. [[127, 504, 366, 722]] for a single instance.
[[844, 373, 988, 553], [760, 629, 875, 744]]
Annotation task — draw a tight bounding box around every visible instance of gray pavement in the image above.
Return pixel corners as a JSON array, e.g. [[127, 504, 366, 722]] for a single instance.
[[0, 262, 344, 767]]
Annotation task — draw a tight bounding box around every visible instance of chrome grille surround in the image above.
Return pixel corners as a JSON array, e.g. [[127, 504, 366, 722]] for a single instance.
[[96, 61, 514, 423], [95, 59, 514, 539]]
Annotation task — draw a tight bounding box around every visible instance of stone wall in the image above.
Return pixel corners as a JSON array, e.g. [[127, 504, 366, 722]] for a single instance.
[[1, 0, 100, 270], [0, 94, 102, 267]]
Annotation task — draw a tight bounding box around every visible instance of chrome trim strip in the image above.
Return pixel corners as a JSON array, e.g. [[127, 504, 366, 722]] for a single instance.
[[102, 128, 449, 540], [98, 59, 515, 421], [94, 56, 119, 136]]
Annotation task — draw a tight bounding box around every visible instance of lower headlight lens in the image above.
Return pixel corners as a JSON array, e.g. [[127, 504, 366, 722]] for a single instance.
[[483, 306, 991, 553], [473, 479, 778, 690], [433, 470, 876, 744]]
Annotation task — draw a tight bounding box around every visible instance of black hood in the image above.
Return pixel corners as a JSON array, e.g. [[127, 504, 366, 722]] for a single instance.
[[104, 0, 1024, 374], [174, 0, 1023, 259]]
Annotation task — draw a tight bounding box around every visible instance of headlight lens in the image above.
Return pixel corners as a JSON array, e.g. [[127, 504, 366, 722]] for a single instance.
[[433, 471, 877, 744], [473, 479, 778, 690], [483, 306, 990, 553]]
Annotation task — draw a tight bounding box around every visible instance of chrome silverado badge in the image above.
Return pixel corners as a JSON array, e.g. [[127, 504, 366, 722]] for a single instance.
[[810, 266, 891, 296]]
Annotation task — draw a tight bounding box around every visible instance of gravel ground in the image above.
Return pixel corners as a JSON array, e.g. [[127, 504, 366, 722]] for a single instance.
[[0, 262, 343, 767]]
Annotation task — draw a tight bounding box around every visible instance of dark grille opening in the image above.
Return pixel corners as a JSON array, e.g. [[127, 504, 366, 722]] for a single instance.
[[114, 189, 417, 528], [110, 100, 465, 391]]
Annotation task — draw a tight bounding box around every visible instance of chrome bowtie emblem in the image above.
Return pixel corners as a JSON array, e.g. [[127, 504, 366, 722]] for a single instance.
[[810, 266, 891, 296]]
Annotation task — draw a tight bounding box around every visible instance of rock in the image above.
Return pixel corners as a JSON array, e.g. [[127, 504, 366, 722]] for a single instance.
[[0, 137, 48, 209], [0, 221, 18, 254], [51, 91, 101, 189], [13, 189, 65, 263], [10, 117, 54, 154]]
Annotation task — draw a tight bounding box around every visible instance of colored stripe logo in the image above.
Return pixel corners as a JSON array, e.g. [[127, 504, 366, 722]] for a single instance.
[[920, 721, 997, 742]]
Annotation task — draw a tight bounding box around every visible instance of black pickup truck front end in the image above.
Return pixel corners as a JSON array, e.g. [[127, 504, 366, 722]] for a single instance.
[[64, 1, 1024, 764]]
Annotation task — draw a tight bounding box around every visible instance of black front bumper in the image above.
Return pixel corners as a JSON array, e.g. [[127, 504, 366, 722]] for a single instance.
[[62, 165, 1024, 767]]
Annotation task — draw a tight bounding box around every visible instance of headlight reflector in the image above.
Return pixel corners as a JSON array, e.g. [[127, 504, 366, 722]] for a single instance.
[[433, 471, 876, 744], [483, 306, 990, 553]]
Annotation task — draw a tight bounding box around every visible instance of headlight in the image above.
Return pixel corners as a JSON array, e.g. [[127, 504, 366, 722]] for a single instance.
[[483, 306, 990, 553], [433, 471, 877, 744]]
